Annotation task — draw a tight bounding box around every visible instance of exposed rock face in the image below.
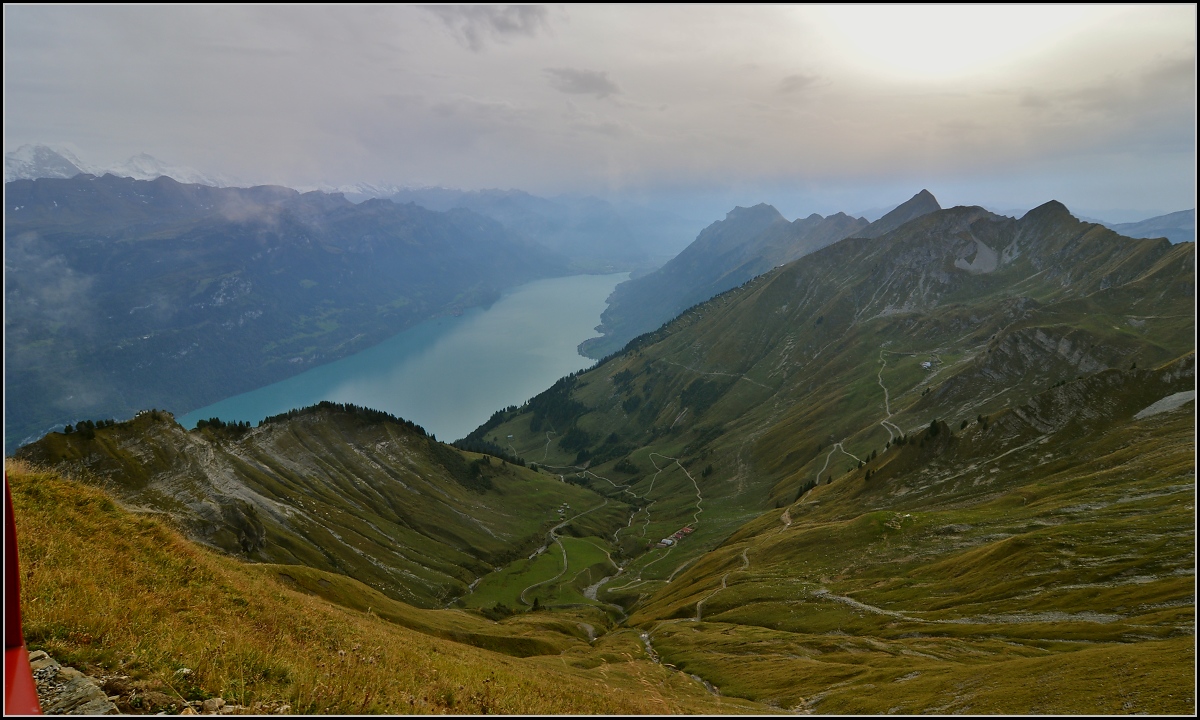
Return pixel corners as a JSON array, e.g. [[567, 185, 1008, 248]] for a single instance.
[[27, 649, 282, 715], [28, 650, 118, 715]]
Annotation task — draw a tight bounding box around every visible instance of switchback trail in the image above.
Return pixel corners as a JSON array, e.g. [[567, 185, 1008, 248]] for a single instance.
[[519, 498, 609, 607], [606, 452, 705, 593]]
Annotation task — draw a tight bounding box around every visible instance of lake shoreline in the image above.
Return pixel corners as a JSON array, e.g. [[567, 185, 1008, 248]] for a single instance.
[[179, 273, 629, 441]]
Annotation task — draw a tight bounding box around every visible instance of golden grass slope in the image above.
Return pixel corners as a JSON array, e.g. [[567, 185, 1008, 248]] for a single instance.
[[7, 459, 763, 714]]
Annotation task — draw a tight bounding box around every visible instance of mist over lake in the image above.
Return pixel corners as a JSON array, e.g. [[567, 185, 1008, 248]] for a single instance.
[[179, 273, 627, 440]]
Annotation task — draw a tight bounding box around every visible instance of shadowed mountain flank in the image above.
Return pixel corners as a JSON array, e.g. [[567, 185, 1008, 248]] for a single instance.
[[4, 174, 567, 451]]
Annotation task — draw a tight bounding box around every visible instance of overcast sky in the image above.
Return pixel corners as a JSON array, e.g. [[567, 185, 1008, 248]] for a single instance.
[[3, 4, 1196, 221]]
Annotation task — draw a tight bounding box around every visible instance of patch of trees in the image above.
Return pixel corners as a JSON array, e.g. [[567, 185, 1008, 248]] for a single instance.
[[574, 432, 635, 466], [259, 401, 428, 437], [195, 417, 253, 433], [622, 395, 642, 413], [526, 374, 588, 433], [63, 419, 107, 439], [681, 378, 732, 415], [427, 440, 494, 493], [451, 437, 526, 467], [480, 602, 518, 621], [563, 474, 591, 489], [558, 426, 593, 452], [63, 418, 119, 439], [886, 434, 910, 449], [683, 424, 725, 456], [795, 479, 817, 500], [613, 457, 640, 474]]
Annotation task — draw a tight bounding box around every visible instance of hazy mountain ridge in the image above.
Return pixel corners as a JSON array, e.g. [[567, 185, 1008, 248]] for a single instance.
[[579, 190, 945, 359], [4, 174, 567, 451], [1107, 208, 1195, 245], [388, 187, 654, 271]]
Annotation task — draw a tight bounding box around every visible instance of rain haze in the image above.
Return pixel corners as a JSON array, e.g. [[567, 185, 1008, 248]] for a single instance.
[[3, 4, 1196, 222]]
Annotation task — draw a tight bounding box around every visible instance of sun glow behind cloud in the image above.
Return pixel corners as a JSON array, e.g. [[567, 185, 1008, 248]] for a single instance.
[[3, 4, 1193, 216], [820, 5, 1105, 82]]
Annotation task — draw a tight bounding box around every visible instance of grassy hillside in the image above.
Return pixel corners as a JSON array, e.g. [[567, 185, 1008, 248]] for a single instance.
[[15, 403, 629, 609], [463, 202, 1195, 711], [581, 190, 942, 359], [7, 460, 760, 714], [628, 357, 1195, 712]]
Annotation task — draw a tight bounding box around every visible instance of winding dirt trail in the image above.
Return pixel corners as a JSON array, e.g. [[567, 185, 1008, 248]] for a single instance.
[[815, 441, 860, 483], [607, 453, 705, 593], [877, 349, 906, 441], [661, 359, 773, 391], [694, 548, 750, 621], [518, 498, 609, 606]]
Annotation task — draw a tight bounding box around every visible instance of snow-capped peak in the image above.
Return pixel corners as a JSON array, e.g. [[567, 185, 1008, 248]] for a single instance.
[[106, 153, 230, 187], [4, 144, 91, 182], [4, 144, 235, 187]]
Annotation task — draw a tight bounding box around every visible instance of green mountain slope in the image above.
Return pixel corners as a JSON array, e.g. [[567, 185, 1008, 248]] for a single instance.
[[464, 200, 1195, 710], [7, 461, 760, 714], [581, 189, 945, 360], [10, 193, 1192, 712], [15, 403, 628, 610], [581, 204, 869, 359]]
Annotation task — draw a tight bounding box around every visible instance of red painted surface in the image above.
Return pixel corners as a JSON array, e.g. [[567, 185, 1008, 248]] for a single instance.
[[5, 646, 41, 715], [4, 476, 42, 715]]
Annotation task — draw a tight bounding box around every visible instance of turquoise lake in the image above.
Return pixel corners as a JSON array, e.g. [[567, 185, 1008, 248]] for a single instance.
[[178, 273, 628, 441]]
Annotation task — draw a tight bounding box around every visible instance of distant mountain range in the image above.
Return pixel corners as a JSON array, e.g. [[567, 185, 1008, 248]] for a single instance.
[[580, 189, 942, 358], [388, 187, 659, 272], [1105, 208, 1195, 245], [4, 173, 566, 450], [6, 144, 694, 272]]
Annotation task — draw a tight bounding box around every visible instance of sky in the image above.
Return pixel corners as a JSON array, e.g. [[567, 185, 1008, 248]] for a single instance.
[[3, 4, 1196, 222]]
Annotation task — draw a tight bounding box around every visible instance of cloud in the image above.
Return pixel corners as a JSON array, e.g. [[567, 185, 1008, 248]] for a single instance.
[[422, 5, 549, 52], [777, 73, 821, 94], [544, 68, 620, 99]]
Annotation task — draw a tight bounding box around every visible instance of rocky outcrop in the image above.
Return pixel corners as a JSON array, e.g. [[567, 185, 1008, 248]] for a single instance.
[[28, 650, 118, 715], [28, 649, 290, 715]]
